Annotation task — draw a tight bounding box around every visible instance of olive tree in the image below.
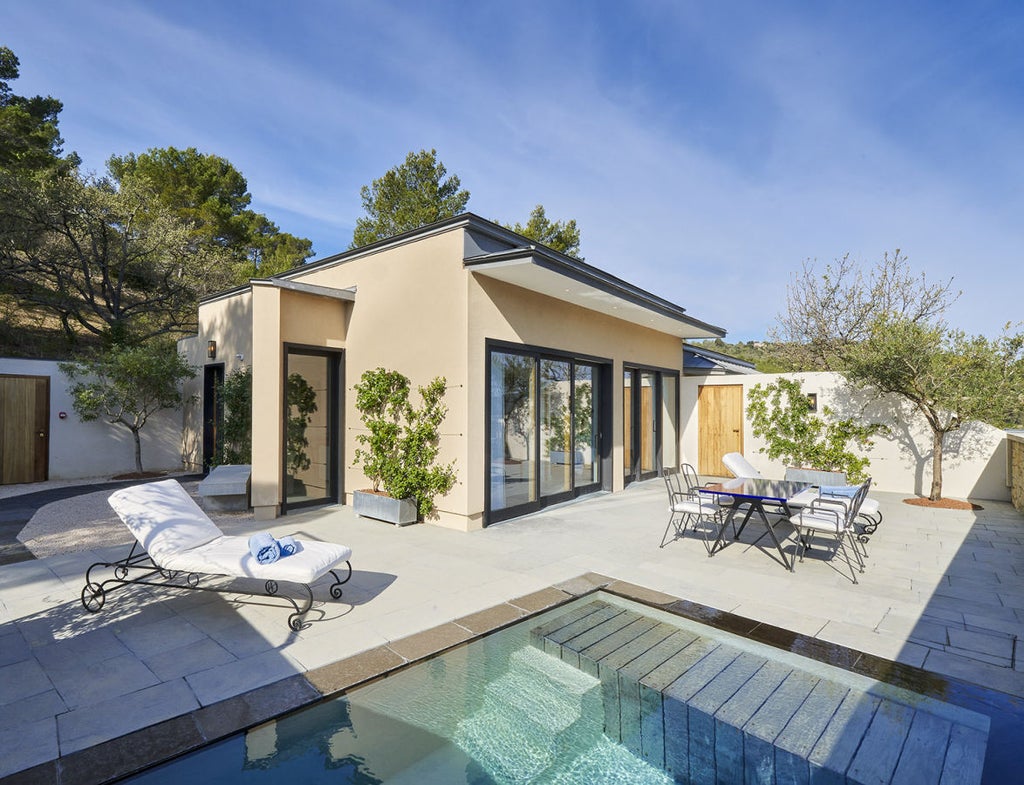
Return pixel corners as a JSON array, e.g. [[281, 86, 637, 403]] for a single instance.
[[60, 342, 196, 474], [844, 316, 1024, 500], [774, 251, 1024, 500]]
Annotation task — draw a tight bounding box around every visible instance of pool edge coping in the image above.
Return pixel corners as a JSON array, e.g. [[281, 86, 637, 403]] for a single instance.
[[2, 571, 1014, 785]]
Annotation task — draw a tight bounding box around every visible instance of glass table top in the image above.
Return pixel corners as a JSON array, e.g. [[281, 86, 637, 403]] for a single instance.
[[700, 478, 813, 503]]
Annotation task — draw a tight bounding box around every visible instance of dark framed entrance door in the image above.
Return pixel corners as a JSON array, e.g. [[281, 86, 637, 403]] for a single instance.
[[282, 346, 342, 513], [202, 364, 225, 473]]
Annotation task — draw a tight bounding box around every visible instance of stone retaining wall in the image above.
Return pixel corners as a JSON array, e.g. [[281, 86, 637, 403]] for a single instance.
[[1010, 433, 1024, 513]]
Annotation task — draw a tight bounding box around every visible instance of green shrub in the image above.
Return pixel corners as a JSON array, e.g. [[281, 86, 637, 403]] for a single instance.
[[212, 366, 252, 466], [353, 367, 457, 518], [746, 377, 881, 483]]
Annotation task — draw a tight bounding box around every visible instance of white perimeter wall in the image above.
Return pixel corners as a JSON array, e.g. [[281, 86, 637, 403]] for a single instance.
[[682, 371, 1010, 502], [1, 358, 184, 481]]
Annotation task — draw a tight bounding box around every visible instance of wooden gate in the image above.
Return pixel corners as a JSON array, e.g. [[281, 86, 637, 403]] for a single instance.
[[1, 374, 50, 484], [697, 384, 743, 476]]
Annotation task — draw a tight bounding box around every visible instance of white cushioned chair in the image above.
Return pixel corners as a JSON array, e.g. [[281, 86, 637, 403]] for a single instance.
[[789, 479, 871, 584], [660, 466, 723, 549]]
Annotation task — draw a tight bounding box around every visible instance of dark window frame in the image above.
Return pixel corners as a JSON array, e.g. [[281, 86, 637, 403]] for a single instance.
[[281, 343, 344, 515], [623, 361, 681, 485], [485, 339, 611, 526]]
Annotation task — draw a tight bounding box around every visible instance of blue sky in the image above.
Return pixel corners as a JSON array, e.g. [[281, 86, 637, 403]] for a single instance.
[[6, 1, 1022, 340]]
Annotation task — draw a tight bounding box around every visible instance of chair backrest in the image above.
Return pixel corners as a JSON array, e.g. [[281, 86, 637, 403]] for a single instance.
[[818, 478, 872, 529], [721, 452, 761, 478], [849, 478, 872, 521], [679, 463, 701, 494], [662, 468, 683, 503]]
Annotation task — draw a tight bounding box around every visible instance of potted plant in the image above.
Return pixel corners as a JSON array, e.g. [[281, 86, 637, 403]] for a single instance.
[[746, 377, 882, 484], [352, 367, 457, 525], [285, 372, 317, 495]]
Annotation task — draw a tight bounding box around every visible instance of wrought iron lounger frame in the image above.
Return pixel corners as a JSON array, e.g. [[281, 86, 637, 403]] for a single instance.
[[82, 540, 351, 631]]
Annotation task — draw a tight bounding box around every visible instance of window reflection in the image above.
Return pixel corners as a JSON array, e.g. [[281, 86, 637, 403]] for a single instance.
[[489, 349, 602, 519], [489, 352, 536, 511]]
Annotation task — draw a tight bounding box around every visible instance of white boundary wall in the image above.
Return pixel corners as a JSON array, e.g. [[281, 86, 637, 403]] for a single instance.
[[0, 358, 184, 482], [682, 371, 1010, 502]]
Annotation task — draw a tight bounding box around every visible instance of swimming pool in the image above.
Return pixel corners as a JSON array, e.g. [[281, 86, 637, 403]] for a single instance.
[[121, 592, 992, 784]]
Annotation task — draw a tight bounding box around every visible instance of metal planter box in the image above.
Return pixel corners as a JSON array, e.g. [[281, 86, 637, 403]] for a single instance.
[[784, 467, 848, 486], [353, 490, 418, 526]]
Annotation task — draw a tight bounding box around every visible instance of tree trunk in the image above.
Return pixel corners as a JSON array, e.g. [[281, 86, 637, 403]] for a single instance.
[[929, 429, 943, 501], [132, 428, 144, 474]]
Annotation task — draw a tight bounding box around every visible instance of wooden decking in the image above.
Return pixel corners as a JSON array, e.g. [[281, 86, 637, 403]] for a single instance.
[[532, 598, 990, 785]]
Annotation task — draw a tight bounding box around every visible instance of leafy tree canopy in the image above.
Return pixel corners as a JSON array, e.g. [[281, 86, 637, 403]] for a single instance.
[[770, 250, 958, 371], [504, 204, 582, 258], [0, 169, 238, 345], [775, 250, 1024, 500], [108, 146, 313, 280], [0, 46, 77, 174], [350, 148, 470, 248]]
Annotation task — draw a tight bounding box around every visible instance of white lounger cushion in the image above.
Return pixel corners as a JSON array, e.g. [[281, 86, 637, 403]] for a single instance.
[[109, 479, 223, 564], [160, 535, 351, 584], [108, 479, 351, 584], [721, 452, 760, 478]]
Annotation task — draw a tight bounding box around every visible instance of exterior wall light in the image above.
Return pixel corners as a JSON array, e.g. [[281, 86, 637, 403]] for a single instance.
[[207, 340, 217, 360]]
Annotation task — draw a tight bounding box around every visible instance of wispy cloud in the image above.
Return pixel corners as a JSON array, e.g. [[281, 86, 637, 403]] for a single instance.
[[6, 0, 1021, 339]]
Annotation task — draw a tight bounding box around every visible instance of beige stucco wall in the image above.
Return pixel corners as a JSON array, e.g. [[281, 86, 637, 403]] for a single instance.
[[1009, 433, 1024, 512], [466, 273, 685, 520], [179, 288, 254, 470], [682, 372, 1011, 501], [277, 229, 471, 526], [184, 224, 699, 529]]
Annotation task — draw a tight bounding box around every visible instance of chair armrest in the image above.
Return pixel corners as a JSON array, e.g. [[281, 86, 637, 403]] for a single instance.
[[811, 497, 851, 514], [797, 503, 843, 525]]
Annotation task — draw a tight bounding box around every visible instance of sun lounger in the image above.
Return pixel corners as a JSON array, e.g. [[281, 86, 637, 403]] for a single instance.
[[81, 479, 352, 630]]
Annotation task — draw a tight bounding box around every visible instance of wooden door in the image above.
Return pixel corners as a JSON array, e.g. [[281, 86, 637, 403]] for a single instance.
[[1, 375, 49, 484], [697, 384, 743, 476]]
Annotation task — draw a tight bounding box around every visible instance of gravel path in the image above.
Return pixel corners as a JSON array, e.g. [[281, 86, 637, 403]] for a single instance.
[[12, 476, 255, 559]]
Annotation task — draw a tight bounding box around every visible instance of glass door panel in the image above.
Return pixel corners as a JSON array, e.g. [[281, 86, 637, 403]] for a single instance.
[[540, 359, 572, 497], [640, 371, 656, 474], [284, 352, 331, 508], [489, 352, 537, 512], [623, 370, 633, 479], [573, 364, 599, 487], [661, 374, 678, 472]]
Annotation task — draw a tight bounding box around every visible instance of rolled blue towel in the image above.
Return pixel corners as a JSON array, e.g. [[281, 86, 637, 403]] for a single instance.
[[821, 485, 858, 498], [277, 535, 299, 558], [248, 532, 280, 565]]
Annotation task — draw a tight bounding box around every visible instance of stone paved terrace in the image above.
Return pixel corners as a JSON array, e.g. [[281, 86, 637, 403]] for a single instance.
[[0, 478, 1022, 782]]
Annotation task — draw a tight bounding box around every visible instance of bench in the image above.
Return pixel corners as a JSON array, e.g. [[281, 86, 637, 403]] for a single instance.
[[197, 464, 251, 512]]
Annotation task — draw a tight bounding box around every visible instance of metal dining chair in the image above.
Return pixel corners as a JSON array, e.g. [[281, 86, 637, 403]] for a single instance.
[[660, 466, 723, 549]]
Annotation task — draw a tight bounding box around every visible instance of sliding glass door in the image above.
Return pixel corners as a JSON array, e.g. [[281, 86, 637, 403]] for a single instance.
[[488, 345, 605, 523], [623, 365, 679, 484]]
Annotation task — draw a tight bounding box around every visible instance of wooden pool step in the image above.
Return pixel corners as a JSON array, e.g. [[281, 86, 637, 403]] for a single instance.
[[531, 599, 989, 785]]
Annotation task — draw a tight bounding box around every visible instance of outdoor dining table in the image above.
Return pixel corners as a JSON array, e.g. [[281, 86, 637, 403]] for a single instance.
[[698, 478, 814, 571]]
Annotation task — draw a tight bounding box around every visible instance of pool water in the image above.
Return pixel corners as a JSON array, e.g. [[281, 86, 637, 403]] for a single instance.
[[122, 593, 992, 784], [125, 599, 673, 784]]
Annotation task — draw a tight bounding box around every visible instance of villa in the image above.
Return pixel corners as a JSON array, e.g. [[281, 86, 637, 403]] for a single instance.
[[179, 213, 725, 527]]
